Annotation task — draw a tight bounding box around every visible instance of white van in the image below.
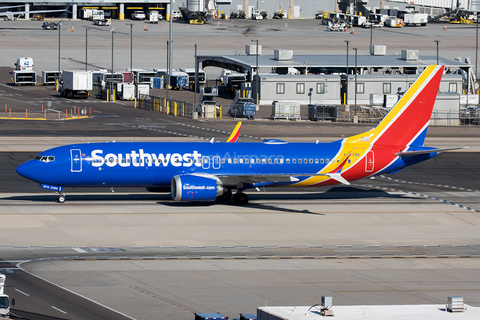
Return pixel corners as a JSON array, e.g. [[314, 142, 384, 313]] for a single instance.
[[14, 57, 34, 71]]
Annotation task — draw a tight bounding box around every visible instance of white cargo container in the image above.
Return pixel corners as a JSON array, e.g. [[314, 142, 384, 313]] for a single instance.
[[149, 11, 160, 23], [12, 70, 36, 86], [404, 13, 428, 26], [136, 84, 150, 98], [370, 93, 384, 106], [117, 83, 136, 100], [384, 94, 399, 109], [271, 101, 301, 120], [61, 70, 93, 98]]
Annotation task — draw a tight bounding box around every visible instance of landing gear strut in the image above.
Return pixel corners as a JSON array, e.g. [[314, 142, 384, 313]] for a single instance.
[[217, 189, 232, 202], [56, 192, 66, 203], [233, 192, 249, 205]]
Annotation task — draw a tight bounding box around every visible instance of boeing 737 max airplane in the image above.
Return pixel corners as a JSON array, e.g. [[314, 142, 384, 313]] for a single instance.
[[16, 65, 460, 205]]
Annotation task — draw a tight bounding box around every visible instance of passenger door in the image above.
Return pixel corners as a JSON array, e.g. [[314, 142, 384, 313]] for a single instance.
[[71, 149, 82, 172]]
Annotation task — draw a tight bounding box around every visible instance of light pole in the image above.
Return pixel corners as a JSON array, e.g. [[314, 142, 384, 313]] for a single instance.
[[344, 40, 350, 105], [85, 27, 88, 71], [194, 44, 198, 117], [57, 22, 61, 90], [476, 13, 478, 82], [126, 23, 134, 83], [434, 40, 440, 65], [167, 0, 173, 98], [251, 39, 259, 104], [353, 47, 358, 123], [370, 24, 373, 46], [110, 27, 116, 101]]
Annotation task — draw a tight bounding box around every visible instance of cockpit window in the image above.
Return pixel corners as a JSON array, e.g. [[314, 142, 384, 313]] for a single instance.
[[34, 155, 55, 162]]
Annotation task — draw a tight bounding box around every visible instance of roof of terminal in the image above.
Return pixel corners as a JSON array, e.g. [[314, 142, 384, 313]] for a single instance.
[[198, 54, 471, 70]]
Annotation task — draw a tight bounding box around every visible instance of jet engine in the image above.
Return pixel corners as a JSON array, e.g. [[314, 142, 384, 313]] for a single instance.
[[171, 175, 225, 201]]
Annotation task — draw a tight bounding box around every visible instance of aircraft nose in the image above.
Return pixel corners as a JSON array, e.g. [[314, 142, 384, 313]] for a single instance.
[[16, 161, 34, 180]]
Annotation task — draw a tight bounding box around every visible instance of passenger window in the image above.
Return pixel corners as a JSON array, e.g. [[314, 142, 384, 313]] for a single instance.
[[304, 159, 307, 164], [309, 159, 313, 164], [234, 159, 238, 164], [292, 159, 297, 164], [274, 159, 278, 164], [268, 159, 272, 164], [239, 158, 243, 164], [320, 159, 324, 164], [262, 159, 266, 164], [326, 159, 330, 163], [280, 159, 284, 164], [315, 159, 319, 164], [228, 159, 232, 164], [245, 159, 249, 164], [256, 159, 260, 164], [286, 159, 290, 164], [222, 159, 225, 164]]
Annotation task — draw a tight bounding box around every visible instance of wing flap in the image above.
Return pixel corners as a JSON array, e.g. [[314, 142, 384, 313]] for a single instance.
[[395, 147, 468, 157]]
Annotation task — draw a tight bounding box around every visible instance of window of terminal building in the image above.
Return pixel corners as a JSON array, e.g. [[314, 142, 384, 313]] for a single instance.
[[277, 83, 285, 94], [449, 83, 457, 92], [383, 83, 391, 94], [317, 83, 325, 94], [297, 83, 305, 94], [357, 83, 364, 94]]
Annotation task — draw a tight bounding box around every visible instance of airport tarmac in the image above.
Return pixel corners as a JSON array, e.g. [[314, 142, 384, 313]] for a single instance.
[[0, 17, 479, 320]]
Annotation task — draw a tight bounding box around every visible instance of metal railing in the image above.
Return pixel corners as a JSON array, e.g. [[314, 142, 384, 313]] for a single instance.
[[136, 94, 195, 118]]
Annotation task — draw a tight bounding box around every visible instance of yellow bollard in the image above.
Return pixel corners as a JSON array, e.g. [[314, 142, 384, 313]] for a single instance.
[[220, 105, 222, 119], [174, 102, 177, 116], [107, 89, 109, 102], [344, 93, 346, 105], [166, 101, 169, 115], [257, 93, 259, 104], [134, 97, 137, 108], [182, 103, 185, 117], [113, 89, 116, 102]]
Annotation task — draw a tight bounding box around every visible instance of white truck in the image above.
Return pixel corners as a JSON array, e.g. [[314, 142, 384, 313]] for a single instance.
[[91, 10, 105, 21], [149, 10, 161, 23], [14, 57, 34, 71], [60, 70, 93, 98], [404, 13, 428, 26], [131, 11, 146, 20], [0, 274, 14, 318]]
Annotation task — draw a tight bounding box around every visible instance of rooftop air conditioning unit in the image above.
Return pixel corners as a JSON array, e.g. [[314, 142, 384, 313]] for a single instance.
[[370, 45, 386, 56], [402, 49, 419, 61], [274, 49, 293, 61], [447, 296, 465, 313]]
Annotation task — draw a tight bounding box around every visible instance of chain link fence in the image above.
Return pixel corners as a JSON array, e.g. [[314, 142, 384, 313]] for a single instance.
[[136, 94, 195, 118]]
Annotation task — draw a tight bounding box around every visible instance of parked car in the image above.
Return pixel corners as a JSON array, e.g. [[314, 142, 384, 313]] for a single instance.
[[131, 11, 146, 20], [42, 22, 58, 30]]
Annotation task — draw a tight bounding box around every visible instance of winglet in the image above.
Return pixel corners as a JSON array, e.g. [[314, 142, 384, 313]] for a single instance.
[[226, 122, 242, 143]]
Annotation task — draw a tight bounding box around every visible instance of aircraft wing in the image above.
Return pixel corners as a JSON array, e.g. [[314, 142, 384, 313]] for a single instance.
[[216, 173, 350, 186], [395, 147, 468, 157]]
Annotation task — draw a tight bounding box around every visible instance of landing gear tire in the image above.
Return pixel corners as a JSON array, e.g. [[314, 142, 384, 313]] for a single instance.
[[217, 189, 232, 202], [233, 192, 249, 205], [57, 194, 66, 203]]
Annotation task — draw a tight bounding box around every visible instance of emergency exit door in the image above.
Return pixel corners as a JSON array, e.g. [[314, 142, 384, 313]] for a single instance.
[[365, 150, 374, 172], [71, 149, 82, 172]]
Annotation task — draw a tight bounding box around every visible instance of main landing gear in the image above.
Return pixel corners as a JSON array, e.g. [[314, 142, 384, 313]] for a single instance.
[[232, 192, 249, 205], [56, 192, 66, 203]]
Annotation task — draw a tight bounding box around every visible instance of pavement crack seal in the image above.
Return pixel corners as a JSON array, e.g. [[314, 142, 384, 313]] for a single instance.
[[242, 24, 255, 36], [355, 182, 480, 213], [129, 285, 198, 313]]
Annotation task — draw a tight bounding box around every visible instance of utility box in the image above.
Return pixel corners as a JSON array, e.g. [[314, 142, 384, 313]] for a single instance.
[[321, 295, 333, 308], [12, 70, 36, 86], [42, 71, 60, 85], [245, 44, 262, 55], [384, 94, 398, 109], [274, 49, 293, 61], [370, 45, 386, 56], [370, 93, 384, 106], [272, 101, 301, 120], [447, 296, 465, 313]]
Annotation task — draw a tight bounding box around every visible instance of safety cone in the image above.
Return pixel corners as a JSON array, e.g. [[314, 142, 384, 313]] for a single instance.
[[144, 25, 147, 31], [344, 26, 347, 32], [71, 26, 74, 32], [444, 25, 447, 31], [351, 28, 355, 34]]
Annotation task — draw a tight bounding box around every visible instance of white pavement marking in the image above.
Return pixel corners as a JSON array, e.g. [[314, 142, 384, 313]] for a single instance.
[[51, 306, 67, 314], [73, 247, 87, 253], [14, 289, 30, 296]]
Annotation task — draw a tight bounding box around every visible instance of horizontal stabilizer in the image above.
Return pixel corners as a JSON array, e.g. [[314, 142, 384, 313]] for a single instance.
[[395, 147, 468, 157], [325, 173, 351, 185]]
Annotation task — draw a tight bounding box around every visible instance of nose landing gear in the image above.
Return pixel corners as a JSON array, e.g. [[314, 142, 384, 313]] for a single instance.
[[56, 192, 66, 203]]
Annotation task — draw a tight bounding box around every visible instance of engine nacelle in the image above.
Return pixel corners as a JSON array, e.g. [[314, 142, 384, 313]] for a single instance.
[[171, 175, 225, 201]]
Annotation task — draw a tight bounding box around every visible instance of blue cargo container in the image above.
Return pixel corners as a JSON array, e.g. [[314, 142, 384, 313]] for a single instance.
[[170, 72, 188, 90], [235, 102, 256, 119], [150, 77, 164, 89], [195, 313, 228, 320]]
